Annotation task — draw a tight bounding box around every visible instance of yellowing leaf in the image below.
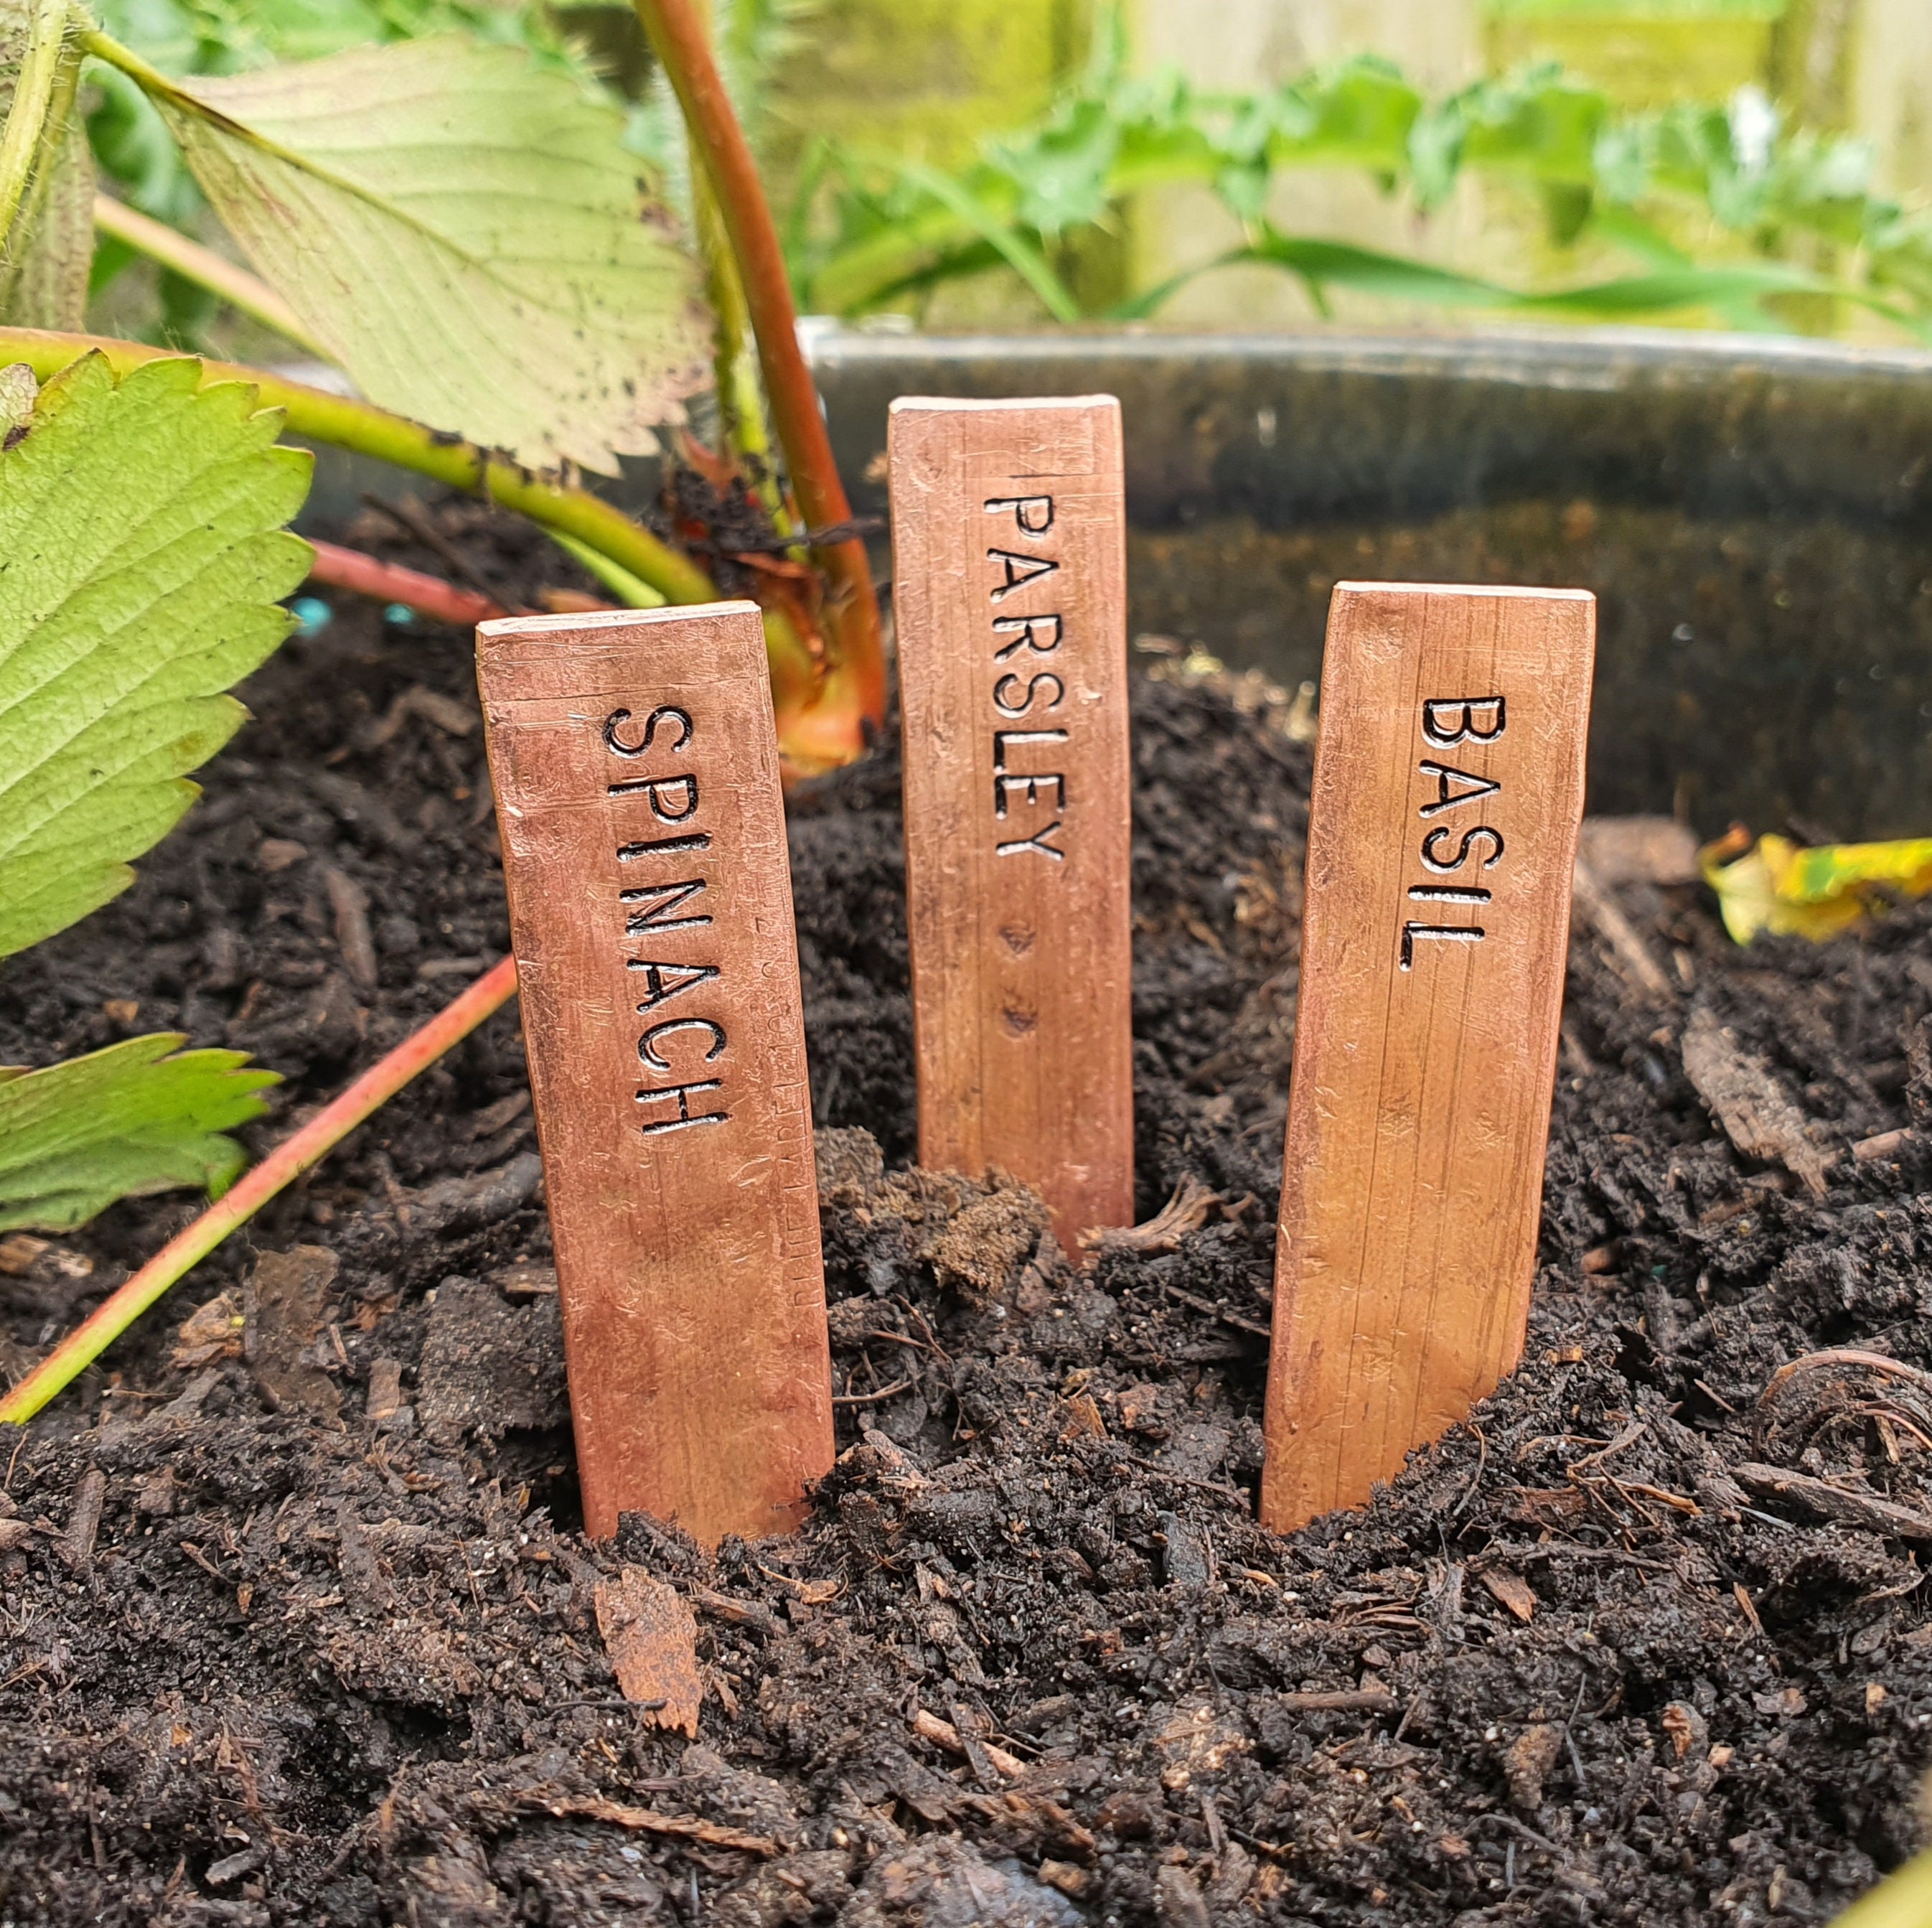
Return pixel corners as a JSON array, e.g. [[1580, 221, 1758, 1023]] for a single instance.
[[0, 1033, 277, 1232], [141, 37, 709, 474], [0, 351, 311, 956], [1699, 828, 1932, 945]]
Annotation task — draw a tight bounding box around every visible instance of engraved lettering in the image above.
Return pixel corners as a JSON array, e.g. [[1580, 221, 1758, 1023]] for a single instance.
[[987, 548, 1061, 601], [997, 820, 1066, 861], [1420, 825, 1505, 874], [993, 670, 1065, 717], [992, 613, 1063, 660], [619, 876, 711, 933], [606, 701, 728, 1143], [629, 958, 722, 1011], [1420, 696, 1506, 747], [604, 705, 692, 756], [609, 772, 699, 821], [994, 771, 1068, 818], [993, 728, 1069, 769], [1399, 921, 1486, 969], [638, 1016, 727, 1072], [636, 1078, 728, 1134], [1404, 688, 1506, 965], [984, 494, 1054, 534], [984, 484, 1071, 853], [1417, 759, 1501, 818], [617, 831, 712, 860]]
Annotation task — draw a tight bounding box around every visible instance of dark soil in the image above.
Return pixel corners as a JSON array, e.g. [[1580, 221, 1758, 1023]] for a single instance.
[[2, 503, 1931, 1927]]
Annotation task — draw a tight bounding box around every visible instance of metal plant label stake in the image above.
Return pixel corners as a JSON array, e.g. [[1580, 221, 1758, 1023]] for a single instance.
[[1262, 582, 1596, 1534], [477, 603, 832, 1545], [888, 395, 1133, 1243]]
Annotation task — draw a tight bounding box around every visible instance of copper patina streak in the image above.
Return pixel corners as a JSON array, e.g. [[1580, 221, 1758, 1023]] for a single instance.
[[1261, 583, 1596, 1533], [476, 603, 832, 1545], [888, 396, 1133, 1240]]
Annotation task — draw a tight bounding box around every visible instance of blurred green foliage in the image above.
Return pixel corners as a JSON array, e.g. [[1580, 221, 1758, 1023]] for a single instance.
[[72, 0, 1932, 345], [92, 0, 556, 70], [785, 22, 1932, 337]]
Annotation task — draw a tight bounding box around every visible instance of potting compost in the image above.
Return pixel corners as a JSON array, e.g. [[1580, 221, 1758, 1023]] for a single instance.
[[0, 504, 1927, 1926]]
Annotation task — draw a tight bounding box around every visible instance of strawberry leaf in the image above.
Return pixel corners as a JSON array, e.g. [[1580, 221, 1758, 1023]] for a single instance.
[[143, 36, 710, 474], [0, 350, 311, 957], [0, 1033, 277, 1232]]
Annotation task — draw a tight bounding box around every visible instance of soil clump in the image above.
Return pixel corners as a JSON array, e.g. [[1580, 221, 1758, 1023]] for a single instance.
[[0, 505, 1929, 1924]]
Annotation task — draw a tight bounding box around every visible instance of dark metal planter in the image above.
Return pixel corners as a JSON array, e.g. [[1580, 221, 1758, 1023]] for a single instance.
[[299, 326, 1932, 839], [812, 327, 1932, 841]]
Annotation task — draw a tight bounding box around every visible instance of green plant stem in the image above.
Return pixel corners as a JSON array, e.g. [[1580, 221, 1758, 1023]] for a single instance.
[[78, 27, 192, 107], [92, 194, 331, 358], [0, 326, 714, 601], [695, 182, 755, 456], [0, 19, 79, 308], [0, 958, 518, 1426], [684, 0, 784, 528], [694, 179, 792, 535], [0, 0, 70, 252], [548, 529, 665, 607], [634, 0, 885, 733]]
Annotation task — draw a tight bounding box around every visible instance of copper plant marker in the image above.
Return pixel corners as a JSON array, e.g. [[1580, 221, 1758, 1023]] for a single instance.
[[477, 603, 831, 1545], [888, 396, 1133, 1241], [1261, 583, 1596, 1533]]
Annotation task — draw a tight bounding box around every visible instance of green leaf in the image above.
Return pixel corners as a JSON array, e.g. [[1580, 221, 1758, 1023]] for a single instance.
[[0, 1032, 277, 1232], [1267, 57, 1420, 172], [1244, 228, 1885, 324], [85, 62, 192, 217], [1542, 179, 1593, 246], [986, 95, 1120, 236], [1244, 231, 1516, 306], [881, 156, 1081, 323], [0, 350, 311, 957], [797, 39, 1932, 345], [126, 34, 710, 474]]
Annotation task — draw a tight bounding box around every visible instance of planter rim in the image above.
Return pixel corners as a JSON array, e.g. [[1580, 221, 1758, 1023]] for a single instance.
[[805, 321, 1932, 388]]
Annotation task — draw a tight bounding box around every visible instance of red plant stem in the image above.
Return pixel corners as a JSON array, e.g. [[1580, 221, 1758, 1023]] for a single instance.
[[305, 539, 507, 625], [633, 0, 886, 733], [0, 958, 520, 1426]]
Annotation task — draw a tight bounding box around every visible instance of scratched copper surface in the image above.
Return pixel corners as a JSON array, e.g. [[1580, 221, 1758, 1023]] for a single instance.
[[477, 604, 830, 1544], [1262, 584, 1596, 1533], [889, 396, 1133, 1243]]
